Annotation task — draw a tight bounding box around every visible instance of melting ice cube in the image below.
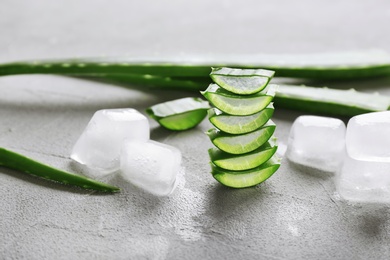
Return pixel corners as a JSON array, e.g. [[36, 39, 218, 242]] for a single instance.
[[346, 111, 390, 162], [336, 111, 390, 203], [71, 108, 149, 173], [286, 115, 346, 172], [120, 140, 182, 196], [336, 152, 390, 203]]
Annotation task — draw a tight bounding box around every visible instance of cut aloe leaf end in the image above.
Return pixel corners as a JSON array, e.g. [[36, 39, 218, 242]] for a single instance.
[[206, 120, 276, 154], [146, 97, 210, 131], [208, 104, 274, 134], [208, 140, 277, 171], [211, 155, 281, 188], [201, 84, 277, 116], [210, 67, 275, 95]]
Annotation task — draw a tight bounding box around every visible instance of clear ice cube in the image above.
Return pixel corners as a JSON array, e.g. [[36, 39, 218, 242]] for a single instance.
[[286, 115, 346, 172], [346, 111, 390, 162], [336, 111, 390, 203], [71, 108, 149, 173], [336, 152, 390, 203], [120, 140, 182, 196]]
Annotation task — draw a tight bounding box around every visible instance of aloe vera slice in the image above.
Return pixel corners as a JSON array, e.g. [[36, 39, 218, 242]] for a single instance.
[[146, 97, 210, 130], [208, 104, 274, 134], [207, 121, 276, 154], [210, 67, 274, 95], [275, 85, 390, 117], [209, 140, 277, 171], [201, 84, 277, 116], [211, 155, 281, 188]]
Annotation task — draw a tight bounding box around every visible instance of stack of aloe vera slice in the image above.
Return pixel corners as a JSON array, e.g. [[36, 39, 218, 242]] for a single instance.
[[201, 67, 281, 188]]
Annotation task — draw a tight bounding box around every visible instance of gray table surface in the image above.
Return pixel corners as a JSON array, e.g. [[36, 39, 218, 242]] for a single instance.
[[1, 0, 390, 259]]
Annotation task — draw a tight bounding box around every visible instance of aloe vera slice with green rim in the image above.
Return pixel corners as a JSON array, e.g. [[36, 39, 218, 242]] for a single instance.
[[211, 155, 281, 188], [201, 84, 277, 116], [146, 97, 210, 131], [208, 104, 274, 134], [210, 67, 274, 95], [208, 140, 277, 171], [275, 85, 390, 117], [207, 121, 276, 154]]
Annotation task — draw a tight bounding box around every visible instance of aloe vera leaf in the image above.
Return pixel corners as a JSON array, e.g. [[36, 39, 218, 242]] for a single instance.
[[0, 147, 120, 193], [210, 67, 274, 95], [210, 155, 281, 188], [208, 104, 274, 134], [146, 97, 210, 130], [89, 74, 207, 92], [207, 121, 276, 154], [208, 140, 277, 171], [0, 60, 210, 77], [201, 84, 277, 116], [275, 85, 390, 117], [1, 50, 390, 79]]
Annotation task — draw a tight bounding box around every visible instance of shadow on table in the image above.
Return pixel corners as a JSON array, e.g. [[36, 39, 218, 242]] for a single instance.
[[204, 182, 272, 220]]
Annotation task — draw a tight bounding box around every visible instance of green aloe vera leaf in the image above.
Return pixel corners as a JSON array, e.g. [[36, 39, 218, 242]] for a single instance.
[[275, 85, 390, 117], [201, 84, 277, 116], [210, 67, 274, 95], [208, 140, 277, 171], [0, 60, 210, 78], [208, 104, 274, 134], [0, 147, 120, 193], [88, 73, 208, 92], [210, 155, 281, 188], [1, 50, 390, 79], [207, 121, 276, 154], [146, 97, 210, 130]]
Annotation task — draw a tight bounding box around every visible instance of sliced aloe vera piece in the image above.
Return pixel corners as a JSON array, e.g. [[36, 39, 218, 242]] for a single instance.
[[208, 104, 274, 134], [211, 155, 281, 188], [201, 84, 277, 116], [275, 85, 390, 117], [207, 121, 276, 154], [146, 97, 210, 130], [209, 140, 277, 171], [210, 67, 274, 95]]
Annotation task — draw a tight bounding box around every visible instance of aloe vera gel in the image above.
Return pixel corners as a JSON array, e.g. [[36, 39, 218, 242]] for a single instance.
[[202, 67, 281, 188]]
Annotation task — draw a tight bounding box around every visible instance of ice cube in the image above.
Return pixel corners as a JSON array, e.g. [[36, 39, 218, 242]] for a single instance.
[[286, 115, 346, 172], [346, 111, 390, 162], [336, 152, 390, 203], [71, 108, 149, 173], [120, 140, 182, 196]]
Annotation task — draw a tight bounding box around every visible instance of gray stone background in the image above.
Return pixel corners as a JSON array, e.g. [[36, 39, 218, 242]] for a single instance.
[[1, 0, 390, 259]]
